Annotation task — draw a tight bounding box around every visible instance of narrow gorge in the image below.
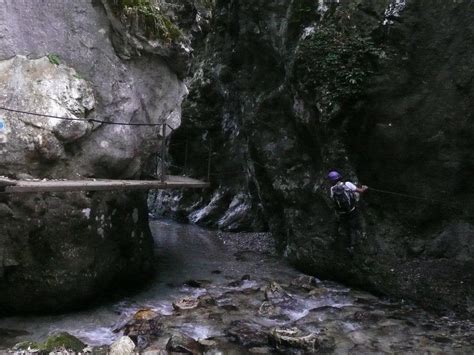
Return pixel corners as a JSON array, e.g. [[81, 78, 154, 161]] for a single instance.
[[163, 0, 474, 316], [0, 0, 472, 353]]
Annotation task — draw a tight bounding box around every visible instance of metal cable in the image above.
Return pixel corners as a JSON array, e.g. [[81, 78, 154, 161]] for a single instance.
[[0, 106, 175, 129], [368, 187, 461, 207]]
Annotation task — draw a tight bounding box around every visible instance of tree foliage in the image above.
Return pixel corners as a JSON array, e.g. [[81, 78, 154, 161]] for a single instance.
[[294, 24, 383, 120], [109, 0, 183, 42]]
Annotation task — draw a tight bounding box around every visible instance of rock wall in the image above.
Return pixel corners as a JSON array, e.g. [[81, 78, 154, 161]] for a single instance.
[[165, 0, 474, 315], [0, 0, 208, 313]]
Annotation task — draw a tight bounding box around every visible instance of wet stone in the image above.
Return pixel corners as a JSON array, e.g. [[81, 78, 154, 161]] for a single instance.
[[290, 275, 320, 291], [136, 335, 151, 350], [258, 301, 281, 318], [353, 310, 386, 322], [42, 332, 86, 353], [173, 297, 200, 311], [134, 309, 160, 320], [270, 327, 318, 351], [264, 282, 293, 305], [198, 294, 217, 307], [199, 338, 218, 348], [225, 320, 269, 348], [122, 313, 163, 339], [166, 333, 203, 354], [12, 341, 40, 352], [110, 336, 136, 355], [269, 327, 336, 353]]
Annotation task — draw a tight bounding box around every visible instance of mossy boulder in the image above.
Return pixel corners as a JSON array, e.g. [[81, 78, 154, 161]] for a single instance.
[[109, 0, 183, 42], [12, 341, 41, 352], [13, 332, 86, 353], [42, 332, 86, 352]]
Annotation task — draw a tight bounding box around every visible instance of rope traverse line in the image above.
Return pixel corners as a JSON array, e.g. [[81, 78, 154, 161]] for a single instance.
[[1, 107, 467, 207], [368, 187, 460, 206], [0, 106, 175, 129]]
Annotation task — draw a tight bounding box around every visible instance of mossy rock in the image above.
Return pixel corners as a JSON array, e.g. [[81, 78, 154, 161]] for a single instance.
[[41, 332, 86, 352], [12, 341, 40, 351], [109, 0, 183, 42]]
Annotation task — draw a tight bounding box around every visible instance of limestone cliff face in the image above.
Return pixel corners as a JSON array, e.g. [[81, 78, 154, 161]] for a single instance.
[[0, 0, 206, 313], [165, 0, 474, 315]]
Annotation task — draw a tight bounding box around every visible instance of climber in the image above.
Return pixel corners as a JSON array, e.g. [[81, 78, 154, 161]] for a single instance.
[[327, 170, 368, 255]]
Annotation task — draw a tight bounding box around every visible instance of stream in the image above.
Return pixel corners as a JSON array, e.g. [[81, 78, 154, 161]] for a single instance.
[[0, 219, 472, 353]]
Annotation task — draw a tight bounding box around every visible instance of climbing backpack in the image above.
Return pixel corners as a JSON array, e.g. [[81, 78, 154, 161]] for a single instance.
[[331, 183, 356, 213]]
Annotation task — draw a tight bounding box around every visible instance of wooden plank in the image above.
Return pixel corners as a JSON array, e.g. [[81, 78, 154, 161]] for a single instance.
[[2, 176, 209, 193], [0, 177, 17, 186]]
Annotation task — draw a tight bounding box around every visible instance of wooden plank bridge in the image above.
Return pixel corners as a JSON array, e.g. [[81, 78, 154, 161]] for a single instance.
[[0, 176, 209, 193]]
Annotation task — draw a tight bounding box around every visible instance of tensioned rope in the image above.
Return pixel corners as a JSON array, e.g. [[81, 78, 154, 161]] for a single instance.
[[367, 187, 467, 211], [1, 106, 470, 207], [0, 105, 184, 185], [368, 187, 444, 203], [0, 105, 175, 129]]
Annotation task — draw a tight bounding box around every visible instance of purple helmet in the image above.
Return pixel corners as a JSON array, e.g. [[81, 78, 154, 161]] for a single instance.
[[327, 170, 342, 182]]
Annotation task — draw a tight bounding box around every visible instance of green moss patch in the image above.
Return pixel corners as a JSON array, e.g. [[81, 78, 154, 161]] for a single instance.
[[109, 0, 183, 42], [294, 23, 383, 119], [42, 332, 86, 352]]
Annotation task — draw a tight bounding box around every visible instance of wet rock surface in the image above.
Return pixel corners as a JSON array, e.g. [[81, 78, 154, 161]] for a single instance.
[[5, 221, 472, 354], [0, 0, 193, 313], [158, 0, 474, 315], [85, 251, 474, 353]]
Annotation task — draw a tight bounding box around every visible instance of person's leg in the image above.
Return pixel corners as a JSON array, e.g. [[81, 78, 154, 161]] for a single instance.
[[348, 210, 362, 249], [337, 215, 352, 254]]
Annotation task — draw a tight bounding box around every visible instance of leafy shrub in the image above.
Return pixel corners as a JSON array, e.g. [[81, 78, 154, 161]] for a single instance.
[[294, 24, 383, 120], [109, 0, 183, 42]]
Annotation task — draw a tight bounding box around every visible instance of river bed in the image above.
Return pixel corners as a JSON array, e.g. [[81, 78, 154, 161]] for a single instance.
[[0, 220, 472, 353]]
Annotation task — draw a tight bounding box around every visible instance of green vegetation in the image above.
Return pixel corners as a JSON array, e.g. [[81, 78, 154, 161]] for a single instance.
[[47, 53, 61, 65], [110, 0, 183, 42], [13, 341, 40, 351], [42, 332, 86, 352], [294, 24, 383, 118], [13, 332, 85, 353]]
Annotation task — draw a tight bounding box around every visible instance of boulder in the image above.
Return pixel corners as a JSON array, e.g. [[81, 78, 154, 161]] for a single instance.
[[269, 327, 335, 353], [290, 275, 320, 291], [173, 297, 200, 311], [12, 341, 40, 353], [0, 0, 193, 313], [166, 333, 203, 354], [225, 320, 269, 348], [263, 282, 293, 305], [42, 332, 86, 353], [122, 310, 163, 339], [257, 302, 281, 318], [197, 294, 217, 307], [133, 309, 160, 321], [110, 336, 136, 355]]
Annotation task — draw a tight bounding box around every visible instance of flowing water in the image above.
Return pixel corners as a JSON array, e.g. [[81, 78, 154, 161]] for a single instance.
[[0, 220, 472, 353]]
